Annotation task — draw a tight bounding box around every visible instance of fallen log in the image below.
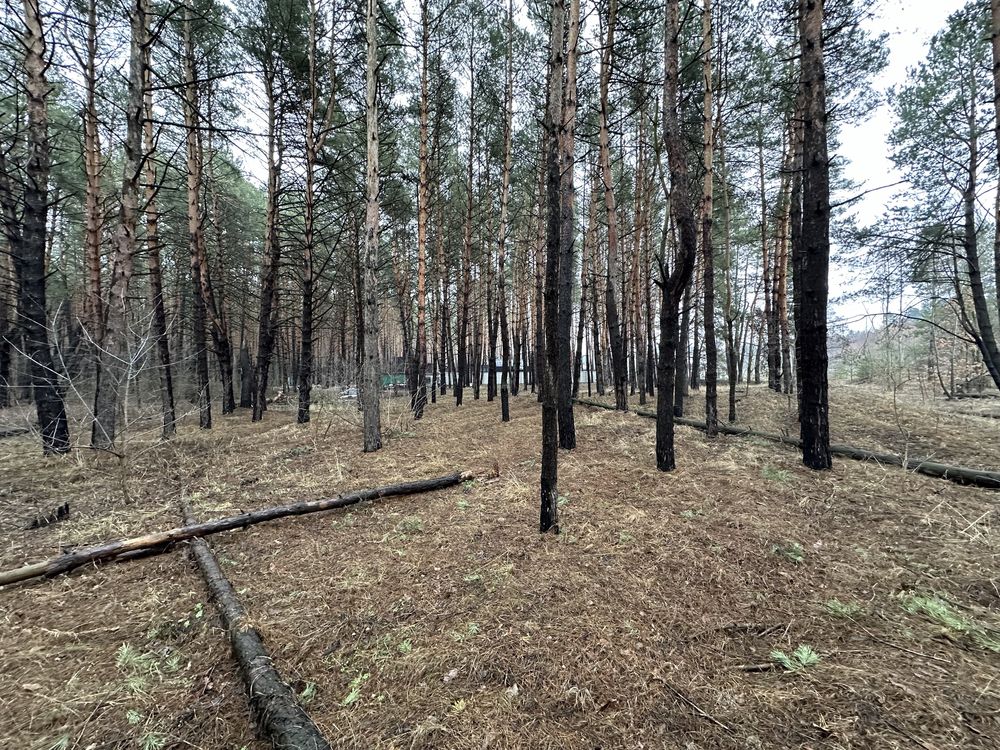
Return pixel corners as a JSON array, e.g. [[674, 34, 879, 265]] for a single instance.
[[185, 505, 332, 750], [0, 471, 473, 588], [0, 426, 30, 439], [575, 398, 1000, 490]]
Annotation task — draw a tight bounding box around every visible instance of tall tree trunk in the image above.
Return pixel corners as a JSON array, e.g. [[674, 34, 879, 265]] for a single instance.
[[590, 224, 604, 395], [142, 9, 175, 438], [299, 0, 337, 424], [182, 7, 211, 429], [759, 133, 779, 392], [720, 130, 738, 424], [795, 0, 832, 469], [3, 0, 70, 453], [540, 0, 565, 534], [92, 0, 145, 450], [457, 42, 475, 408], [253, 68, 283, 422], [82, 0, 104, 349], [776, 133, 793, 395], [0, 243, 11, 408], [700, 0, 718, 437], [533, 142, 545, 400], [412, 0, 432, 419], [599, 0, 627, 411], [497, 0, 514, 422], [574, 171, 598, 397], [992, 0, 1000, 316], [556, 0, 580, 448], [361, 0, 382, 452], [656, 0, 699, 472]]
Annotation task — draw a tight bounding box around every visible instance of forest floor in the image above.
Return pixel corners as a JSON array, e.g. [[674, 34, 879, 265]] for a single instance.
[[1, 382, 998, 749]]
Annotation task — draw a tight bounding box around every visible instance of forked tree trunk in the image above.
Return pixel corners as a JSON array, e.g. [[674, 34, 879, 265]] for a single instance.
[[656, 0, 699, 472]]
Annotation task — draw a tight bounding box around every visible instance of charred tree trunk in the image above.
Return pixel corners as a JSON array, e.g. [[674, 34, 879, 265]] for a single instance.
[[1, 0, 70, 454], [656, 0, 699, 472], [599, 0, 627, 412], [540, 0, 565, 534], [794, 0, 832, 469], [498, 0, 514, 423]]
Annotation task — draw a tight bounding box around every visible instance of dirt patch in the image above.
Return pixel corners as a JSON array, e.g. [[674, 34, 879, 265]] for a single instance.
[[1, 386, 998, 748]]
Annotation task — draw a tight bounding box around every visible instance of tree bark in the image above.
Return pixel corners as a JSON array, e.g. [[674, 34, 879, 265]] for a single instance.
[[412, 0, 432, 419], [81, 0, 104, 349], [700, 0, 718, 437], [142, 9, 176, 439], [361, 0, 382, 452], [91, 0, 145, 450]]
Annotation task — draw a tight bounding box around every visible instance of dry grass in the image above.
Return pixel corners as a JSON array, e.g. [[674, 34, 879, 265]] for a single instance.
[[1, 385, 998, 749]]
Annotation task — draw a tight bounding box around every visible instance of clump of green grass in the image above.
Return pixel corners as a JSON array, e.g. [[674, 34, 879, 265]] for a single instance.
[[900, 592, 1000, 652], [298, 681, 317, 704], [341, 673, 369, 707], [396, 515, 424, 535], [772, 541, 805, 564], [824, 598, 864, 618], [901, 593, 969, 631], [451, 622, 480, 642], [771, 644, 821, 672], [762, 465, 790, 482]]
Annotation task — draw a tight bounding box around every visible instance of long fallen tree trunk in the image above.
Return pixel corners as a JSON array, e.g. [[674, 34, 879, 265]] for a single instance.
[[185, 505, 332, 750], [575, 398, 1000, 490], [0, 472, 473, 588]]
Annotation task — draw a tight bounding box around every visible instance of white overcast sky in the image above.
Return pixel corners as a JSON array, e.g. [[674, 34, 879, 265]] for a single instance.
[[834, 0, 964, 330]]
